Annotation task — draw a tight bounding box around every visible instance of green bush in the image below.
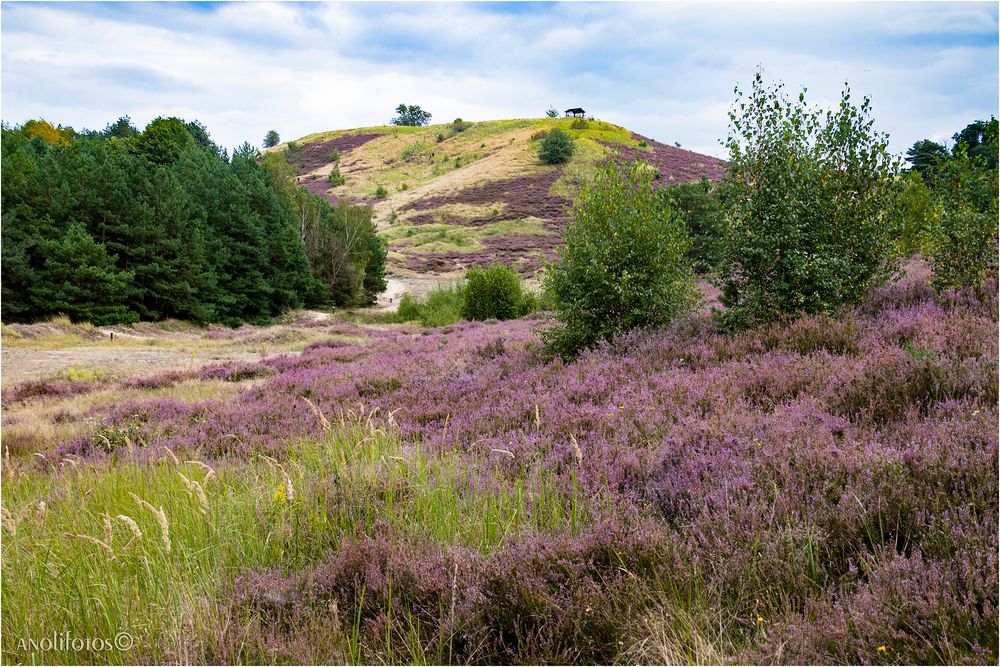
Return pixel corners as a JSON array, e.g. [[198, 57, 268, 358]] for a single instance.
[[329, 149, 340, 162], [393, 284, 465, 327], [395, 293, 422, 322], [400, 142, 427, 161], [327, 165, 345, 186], [461, 264, 531, 321], [926, 143, 999, 293], [716, 74, 900, 330], [570, 118, 589, 130], [543, 159, 698, 359], [891, 171, 934, 256], [373, 185, 388, 199], [661, 177, 725, 273], [538, 128, 575, 165]]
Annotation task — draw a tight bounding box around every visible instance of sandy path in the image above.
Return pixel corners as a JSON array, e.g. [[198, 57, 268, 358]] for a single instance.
[[374, 274, 465, 310], [1, 346, 264, 387]]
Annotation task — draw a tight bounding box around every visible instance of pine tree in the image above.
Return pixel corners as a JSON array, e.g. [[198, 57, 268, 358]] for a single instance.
[[31, 223, 137, 324]]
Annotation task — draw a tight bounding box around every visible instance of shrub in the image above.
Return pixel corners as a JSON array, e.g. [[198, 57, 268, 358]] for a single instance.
[[925, 142, 999, 293], [716, 73, 901, 330], [452, 118, 470, 132], [891, 171, 934, 256], [400, 142, 426, 161], [661, 177, 725, 273], [394, 284, 465, 327], [461, 264, 532, 321], [545, 107, 560, 118], [570, 118, 589, 130], [543, 159, 698, 359], [91, 418, 144, 453], [327, 165, 345, 186], [436, 132, 445, 143], [395, 293, 422, 322], [373, 185, 388, 199], [329, 148, 340, 162], [420, 284, 465, 326], [538, 128, 575, 165]]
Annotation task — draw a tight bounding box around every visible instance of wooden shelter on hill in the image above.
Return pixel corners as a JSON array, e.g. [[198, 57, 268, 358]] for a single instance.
[[564, 107, 585, 118]]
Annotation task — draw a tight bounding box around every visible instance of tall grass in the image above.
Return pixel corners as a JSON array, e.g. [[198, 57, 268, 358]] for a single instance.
[[1, 417, 584, 663]]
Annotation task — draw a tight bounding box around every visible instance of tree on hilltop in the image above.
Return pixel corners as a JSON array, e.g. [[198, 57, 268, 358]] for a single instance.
[[263, 130, 281, 148], [391, 104, 432, 127]]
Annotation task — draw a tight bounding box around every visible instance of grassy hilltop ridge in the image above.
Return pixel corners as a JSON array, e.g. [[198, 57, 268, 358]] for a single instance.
[[272, 117, 726, 279]]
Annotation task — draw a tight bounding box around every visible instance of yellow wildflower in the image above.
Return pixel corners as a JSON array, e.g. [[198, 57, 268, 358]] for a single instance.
[[273, 484, 287, 505]]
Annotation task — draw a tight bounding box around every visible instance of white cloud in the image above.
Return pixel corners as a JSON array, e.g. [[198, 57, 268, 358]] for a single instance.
[[2, 2, 996, 157]]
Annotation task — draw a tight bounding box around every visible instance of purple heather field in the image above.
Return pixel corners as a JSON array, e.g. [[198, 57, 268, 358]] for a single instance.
[[9, 267, 997, 664]]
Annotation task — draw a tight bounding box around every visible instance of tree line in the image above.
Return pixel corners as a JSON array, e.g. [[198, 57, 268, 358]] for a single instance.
[[1, 117, 386, 326]]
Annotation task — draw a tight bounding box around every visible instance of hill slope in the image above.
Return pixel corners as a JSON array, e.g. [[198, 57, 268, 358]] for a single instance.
[[275, 118, 726, 295]]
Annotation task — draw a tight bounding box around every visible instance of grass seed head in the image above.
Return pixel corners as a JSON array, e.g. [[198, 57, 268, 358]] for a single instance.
[[1, 507, 15, 536], [130, 492, 171, 553], [116, 514, 143, 544], [69, 533, 116, 561], [186, 460, 216, 481]]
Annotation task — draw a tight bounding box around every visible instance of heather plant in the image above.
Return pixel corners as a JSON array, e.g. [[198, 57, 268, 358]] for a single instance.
[[461, 264, 533, 321], [4, 261, 997, 665], [544, 159, 698, 359], [716, 73, 901, 329], [538, 128, 575, 164]]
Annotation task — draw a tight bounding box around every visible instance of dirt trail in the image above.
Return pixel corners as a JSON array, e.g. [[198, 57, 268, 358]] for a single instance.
[[1, 346, 265, 386], [374, 274, 465, 310]]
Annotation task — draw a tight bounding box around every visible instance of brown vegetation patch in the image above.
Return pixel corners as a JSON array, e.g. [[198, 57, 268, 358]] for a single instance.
[[401, 169, 569, 227], [599, 133, 728, 184], [289, 133, 382, 175]]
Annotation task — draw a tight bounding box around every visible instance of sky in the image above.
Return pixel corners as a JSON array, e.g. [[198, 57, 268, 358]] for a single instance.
[[2, 1, 997, 158]]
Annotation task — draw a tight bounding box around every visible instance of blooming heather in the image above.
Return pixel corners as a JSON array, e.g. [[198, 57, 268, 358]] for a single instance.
[[35, 273, 1000, 663]]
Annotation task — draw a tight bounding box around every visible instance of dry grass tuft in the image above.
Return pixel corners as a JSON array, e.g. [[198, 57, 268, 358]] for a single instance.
[[1, 507, 16, 536], [130, 492, 171, 553], [186, 460, 216, 481], [622, 604, 732, 665], [68, 533, 116, 561], [117, 514, 143, 543]]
